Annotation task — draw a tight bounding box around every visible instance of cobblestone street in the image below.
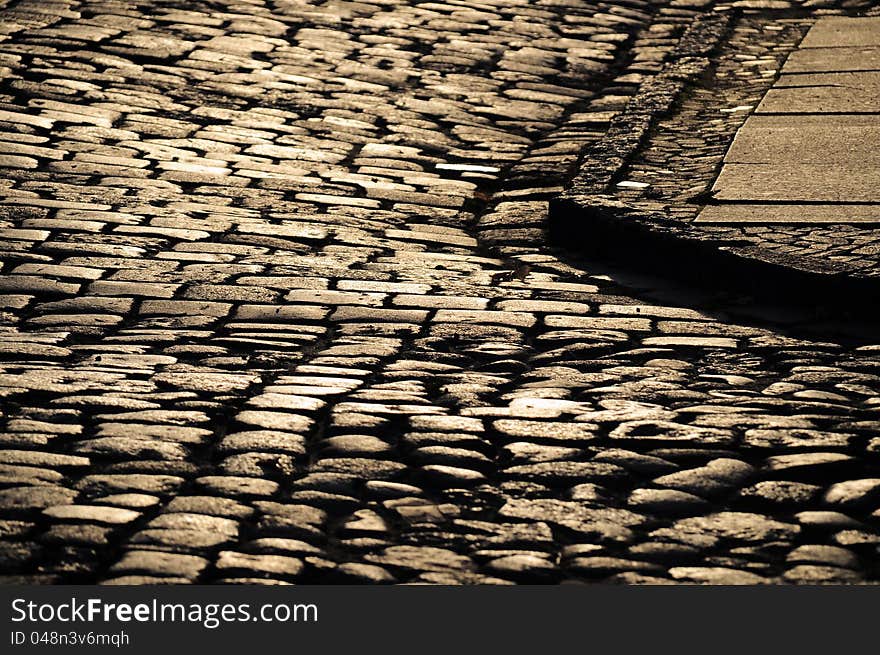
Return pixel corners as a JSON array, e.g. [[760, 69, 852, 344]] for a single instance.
[[0, 0, 878, 584]]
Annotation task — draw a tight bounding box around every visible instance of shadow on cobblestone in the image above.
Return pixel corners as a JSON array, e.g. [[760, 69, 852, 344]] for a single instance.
[[552, 6, 880, 316]]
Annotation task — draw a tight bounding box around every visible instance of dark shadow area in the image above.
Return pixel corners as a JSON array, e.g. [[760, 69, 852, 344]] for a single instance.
[[548, 200, 880, 347]]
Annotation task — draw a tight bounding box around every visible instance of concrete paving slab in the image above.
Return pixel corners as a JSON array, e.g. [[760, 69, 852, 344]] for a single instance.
[[782, 46, 880, 73], [735, 114, 880, 128], [9, 0, 880, 590], [712, 164, 880, 202], [724, 115, 880, 164], [696, 204, 880, 223], [799, 17, 880, 48], [756, 86, 879, 114]]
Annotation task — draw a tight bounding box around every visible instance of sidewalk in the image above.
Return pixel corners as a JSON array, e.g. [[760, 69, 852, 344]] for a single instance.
[[0, 1, 878, 586], [701, 17, 880, 222]]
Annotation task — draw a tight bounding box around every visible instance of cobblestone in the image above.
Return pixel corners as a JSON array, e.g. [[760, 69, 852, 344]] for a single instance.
[[0, 0, 877, 586]]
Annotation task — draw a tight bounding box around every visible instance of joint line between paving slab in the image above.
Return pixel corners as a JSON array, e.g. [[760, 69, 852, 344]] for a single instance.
[[549, 12, 880, 304]]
